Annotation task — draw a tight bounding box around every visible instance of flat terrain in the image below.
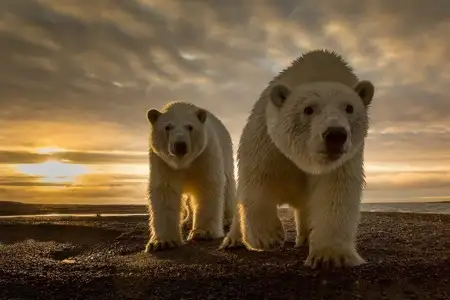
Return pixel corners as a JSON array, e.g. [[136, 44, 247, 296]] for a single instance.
[[0, 201, 146, 216], [0, 209, 449, 300]]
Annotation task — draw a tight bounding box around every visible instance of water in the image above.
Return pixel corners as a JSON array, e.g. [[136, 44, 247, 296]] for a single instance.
[[277, 202, 450, 215], [361, 202, 450, 215]]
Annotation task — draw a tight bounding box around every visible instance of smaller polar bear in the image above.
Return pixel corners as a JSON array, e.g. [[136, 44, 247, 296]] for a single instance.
[[221, 49, 375, 269], [145, 102, 236, 252]]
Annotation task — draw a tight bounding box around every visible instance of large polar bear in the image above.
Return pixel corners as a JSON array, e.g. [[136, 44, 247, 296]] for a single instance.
[[221, 49, 375, 269], [145, 102, 236, 252]]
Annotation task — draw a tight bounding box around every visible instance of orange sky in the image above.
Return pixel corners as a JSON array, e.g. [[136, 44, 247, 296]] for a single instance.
[[0, 0, 449, 204]]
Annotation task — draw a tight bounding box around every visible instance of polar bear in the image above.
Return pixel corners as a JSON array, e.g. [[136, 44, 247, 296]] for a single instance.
[[145, 102, 236, 252], [220, 49, 375, 269]]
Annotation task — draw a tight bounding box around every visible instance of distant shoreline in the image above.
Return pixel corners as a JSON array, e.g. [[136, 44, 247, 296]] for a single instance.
[[0, 201, 449, 217], [0, 201, 147, 217]]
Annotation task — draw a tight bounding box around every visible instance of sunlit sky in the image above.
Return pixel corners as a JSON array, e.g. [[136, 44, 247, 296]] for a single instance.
[[0, 0, 449, 204]]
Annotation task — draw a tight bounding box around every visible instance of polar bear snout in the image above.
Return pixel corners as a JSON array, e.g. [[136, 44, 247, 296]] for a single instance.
[[170, 140, 189, 157], [322, 126, 348, 158]]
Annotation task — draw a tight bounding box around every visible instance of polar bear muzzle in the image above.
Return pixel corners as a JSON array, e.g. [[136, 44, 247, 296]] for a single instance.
[[322, 126, 348, 160], [170, 140, 188, 157]]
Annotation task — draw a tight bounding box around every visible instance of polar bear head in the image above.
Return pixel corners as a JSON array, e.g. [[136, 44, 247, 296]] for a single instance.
[[266, 80, 375, 174], [147, 104, 208, 170]]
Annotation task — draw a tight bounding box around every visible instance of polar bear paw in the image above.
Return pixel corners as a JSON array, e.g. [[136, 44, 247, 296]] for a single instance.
[[219, 234, 244, 249], [145, 238, 182, 252], [244, 224, 285, 251], [305, 246, 365, 269], [187, 228, 222, 241]]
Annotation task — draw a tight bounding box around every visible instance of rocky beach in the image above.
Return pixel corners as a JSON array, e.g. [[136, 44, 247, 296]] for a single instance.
[[0, 208, 449, 300]]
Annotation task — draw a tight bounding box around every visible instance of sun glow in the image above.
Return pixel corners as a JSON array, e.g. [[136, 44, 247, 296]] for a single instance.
[[16, 160, 88, 184]]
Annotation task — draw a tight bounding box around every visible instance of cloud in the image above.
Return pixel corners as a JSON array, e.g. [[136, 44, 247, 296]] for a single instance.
[[366, 171, 450, 191], [0, 0, 449, 203], [0, 168, 147, 204], [0, 184, 147, 205], [0, 149, 147, 165]]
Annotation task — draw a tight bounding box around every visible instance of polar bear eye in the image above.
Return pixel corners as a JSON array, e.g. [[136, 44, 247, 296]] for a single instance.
[[164, 125, 173, 131], [303, 106, 314, 115], [186, 125, 193, 131], [345, 104, 354, 114]]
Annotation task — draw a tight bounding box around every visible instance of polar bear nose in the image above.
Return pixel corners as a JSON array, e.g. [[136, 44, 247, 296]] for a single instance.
[[323, 127, 348, 150], [173, 141, 188, 156]]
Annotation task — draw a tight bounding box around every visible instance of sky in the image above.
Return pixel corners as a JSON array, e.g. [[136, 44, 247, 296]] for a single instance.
[[0, 0, 449, 205]]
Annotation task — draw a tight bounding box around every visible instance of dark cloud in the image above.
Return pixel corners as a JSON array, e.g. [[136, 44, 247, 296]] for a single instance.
[[0, 151, 44, 164], [0, 0, 447, 132]]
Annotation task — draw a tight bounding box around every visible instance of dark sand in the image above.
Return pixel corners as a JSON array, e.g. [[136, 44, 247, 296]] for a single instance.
[[0, 209, 449, 300]]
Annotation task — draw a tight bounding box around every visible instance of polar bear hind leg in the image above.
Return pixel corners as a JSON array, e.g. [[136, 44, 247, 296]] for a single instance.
[[223, 175, 237, 228]]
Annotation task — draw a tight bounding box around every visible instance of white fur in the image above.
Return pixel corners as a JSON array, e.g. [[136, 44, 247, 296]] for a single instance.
[[221, 50, 375, 269], [145, 102, 236, 252]]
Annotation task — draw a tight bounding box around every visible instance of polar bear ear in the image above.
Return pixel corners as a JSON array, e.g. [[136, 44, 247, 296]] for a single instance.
[[196, 108, 207, 124], [270, 84, 291, 108], [354, 80, 375, 107], [147, 109, 161, 125]]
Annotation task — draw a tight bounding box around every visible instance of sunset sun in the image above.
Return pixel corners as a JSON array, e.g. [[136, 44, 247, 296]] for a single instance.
[[16, 160, 88, 184]]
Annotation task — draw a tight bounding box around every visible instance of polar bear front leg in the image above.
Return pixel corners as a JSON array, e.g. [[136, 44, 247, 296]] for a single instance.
[[241, 188, 285, 251], [294, 208, 309, 247], [305, 176, 365, 269], [145, 184, 183, 252], [187, 184, 225, 241]]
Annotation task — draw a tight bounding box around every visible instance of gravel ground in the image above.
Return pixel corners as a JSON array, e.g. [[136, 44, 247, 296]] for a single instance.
[[0, 208, 449, 300]]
